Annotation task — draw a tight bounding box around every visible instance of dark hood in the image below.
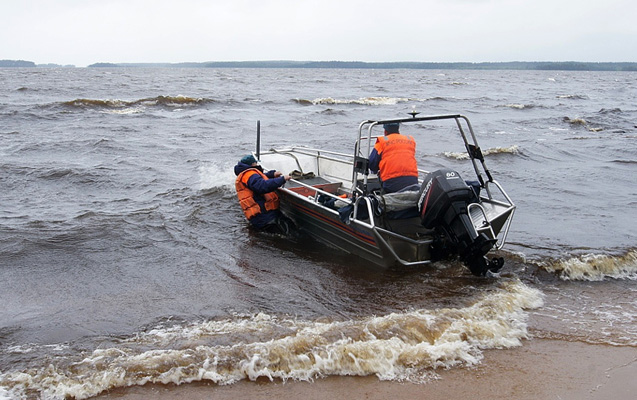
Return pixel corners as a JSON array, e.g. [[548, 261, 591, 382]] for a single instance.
[[234, 162, 263, 176]]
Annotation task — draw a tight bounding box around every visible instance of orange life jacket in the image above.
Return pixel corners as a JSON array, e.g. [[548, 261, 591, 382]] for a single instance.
[[374, 134, 418, 181], [235, 169, 280, 220]]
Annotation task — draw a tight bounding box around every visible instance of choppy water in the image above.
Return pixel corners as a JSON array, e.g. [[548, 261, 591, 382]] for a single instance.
[[0, 67, 636, 399]]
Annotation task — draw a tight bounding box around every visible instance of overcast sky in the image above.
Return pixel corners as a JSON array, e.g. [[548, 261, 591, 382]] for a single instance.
[[2, 0, 635, 67]]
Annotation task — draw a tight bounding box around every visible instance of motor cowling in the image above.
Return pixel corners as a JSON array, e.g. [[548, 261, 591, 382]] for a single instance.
[[417, 169, 500, 276], [417, 169, 474, 229]]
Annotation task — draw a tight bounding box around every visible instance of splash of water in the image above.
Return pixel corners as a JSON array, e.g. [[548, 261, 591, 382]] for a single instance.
[[0, 281, 543, 399], [444, 145, 520, 160], [542, 250, 637, 281]]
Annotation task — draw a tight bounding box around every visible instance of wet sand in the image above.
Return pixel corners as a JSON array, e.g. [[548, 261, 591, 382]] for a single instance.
[[95, 339, 637, 400]]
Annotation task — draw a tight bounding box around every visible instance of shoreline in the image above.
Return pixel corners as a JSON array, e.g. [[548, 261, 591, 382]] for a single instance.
[[95, 339, 637, 400]]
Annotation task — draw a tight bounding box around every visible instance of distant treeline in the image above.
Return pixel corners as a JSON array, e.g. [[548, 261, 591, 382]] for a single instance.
[[0, 59, 73, 68], [3, 59, 637, 71], [0, 60, 36, 67], [90, 61, 637, 71]]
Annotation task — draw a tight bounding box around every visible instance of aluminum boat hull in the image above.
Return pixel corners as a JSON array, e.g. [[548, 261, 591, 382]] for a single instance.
[[254, 114, 516, 274]]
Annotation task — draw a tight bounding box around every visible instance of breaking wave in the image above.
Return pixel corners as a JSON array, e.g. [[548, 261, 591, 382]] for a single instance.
[[59, 95, 216, 113], [293, 96, 456, 106], [541, 250, 637, 281], [294, 97, 411, 106], [562, 116, 605, 132], [501, 104, 539, 110], [563, 116, 588, 126], [0, 281, 542, 399], [556, 94, 589, 100], [443, 145, 520, 160]]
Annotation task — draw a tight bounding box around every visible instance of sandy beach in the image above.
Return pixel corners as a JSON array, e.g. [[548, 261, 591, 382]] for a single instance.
[[95, 339, 637, 400]]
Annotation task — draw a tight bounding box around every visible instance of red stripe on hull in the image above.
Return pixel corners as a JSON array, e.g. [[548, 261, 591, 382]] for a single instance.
[[288, 200, 377, 246]]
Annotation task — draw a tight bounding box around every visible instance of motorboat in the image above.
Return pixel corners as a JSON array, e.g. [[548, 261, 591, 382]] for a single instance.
[[254, 113, 516, 276]]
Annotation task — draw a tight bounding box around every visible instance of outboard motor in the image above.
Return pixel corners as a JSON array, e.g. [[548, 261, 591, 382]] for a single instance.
[[417, 169, 503, 276]]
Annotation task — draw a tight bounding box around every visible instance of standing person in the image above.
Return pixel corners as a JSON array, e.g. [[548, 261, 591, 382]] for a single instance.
[[234, 154, 293, 234], [368, 122, 419, 193]]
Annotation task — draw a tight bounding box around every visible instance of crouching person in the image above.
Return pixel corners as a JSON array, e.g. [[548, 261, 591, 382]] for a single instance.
[[234, 154, 293, 234]]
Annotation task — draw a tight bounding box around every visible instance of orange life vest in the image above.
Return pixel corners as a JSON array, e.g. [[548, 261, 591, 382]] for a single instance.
[[235, 169, 280, 220], [374, 134, 418, 181]]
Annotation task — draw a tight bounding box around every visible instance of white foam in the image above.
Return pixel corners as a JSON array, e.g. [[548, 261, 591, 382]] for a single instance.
[[5, 343, 69, 355], [444, 145, 520, 160], [504, 103, 527, 109], [0, 387, 13, 400], [198, 163, 237, 191], [0, 281, 543, 399], [310, 97, 410, 106], [101, 107, 144, 115], [542, 250, 637, 281]]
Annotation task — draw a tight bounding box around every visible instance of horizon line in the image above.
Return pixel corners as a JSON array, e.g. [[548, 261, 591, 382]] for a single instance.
[[3, 59, 637, 71]]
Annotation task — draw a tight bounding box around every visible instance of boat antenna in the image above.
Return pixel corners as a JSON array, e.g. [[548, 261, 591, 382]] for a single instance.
[[256, 120, 261, 161]]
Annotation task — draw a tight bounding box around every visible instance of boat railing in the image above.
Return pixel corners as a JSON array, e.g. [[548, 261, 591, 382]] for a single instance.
[[285, 178, 382, 231], [353, 114, 501, 195], [267, 145, 433, 192], [468, 202, 495, 237], [352, 196, 433, 266], [372, 227, 433, 267], [286, 178, 353, 206], [356, 114, 466, 161], [270, 146, 354, 162], [352, 195, 376, 228], [266, 147, 354, 180], [483, 179, 513, 204], [285, 182, 433, 267], [269, 148, 306, 173], [480, 179, 516, 249]]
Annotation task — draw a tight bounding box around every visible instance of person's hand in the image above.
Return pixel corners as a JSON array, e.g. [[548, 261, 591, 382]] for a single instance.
[[274, 171, 283, 178], [284, 174, 291, 181]]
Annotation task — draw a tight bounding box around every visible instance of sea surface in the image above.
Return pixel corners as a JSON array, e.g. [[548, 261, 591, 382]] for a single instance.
[[0, 67, 636, 399]]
